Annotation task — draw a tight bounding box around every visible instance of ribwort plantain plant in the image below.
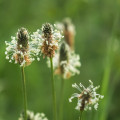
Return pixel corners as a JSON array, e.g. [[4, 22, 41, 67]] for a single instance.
[[5, 27, 41, 120], [58, 42, 81, 120], [47, 41, 81, 120], [31, 23, 63, 120]]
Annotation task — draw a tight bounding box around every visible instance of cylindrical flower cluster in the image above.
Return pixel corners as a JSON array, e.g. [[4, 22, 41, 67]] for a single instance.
[[5, 27, 41, 67], [31, 23, 63, 58]]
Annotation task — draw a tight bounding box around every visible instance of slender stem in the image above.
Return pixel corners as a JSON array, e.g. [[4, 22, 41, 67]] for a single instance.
[[59, 77, 64, 120], [50, 57, 57, 120], [79, 111, 83, 120], [21, 66, 27, 120]]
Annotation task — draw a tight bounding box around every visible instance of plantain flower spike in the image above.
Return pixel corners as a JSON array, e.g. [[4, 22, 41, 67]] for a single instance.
[[55, 18, 75, 50], [59, 42, 69, 74], [31, 23, 63, 58], [69, 80, 104, 111], [18, 110, 48, 120], [47, 42, 81, 79], [5, 27, 40, 67]]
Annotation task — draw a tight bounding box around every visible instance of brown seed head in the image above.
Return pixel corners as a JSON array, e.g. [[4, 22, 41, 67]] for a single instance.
[[41, 23, 58, 58], [63, 18, 75, 50]]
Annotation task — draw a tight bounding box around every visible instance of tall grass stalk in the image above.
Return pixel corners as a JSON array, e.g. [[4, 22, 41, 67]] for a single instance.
[[106, 69, 120, 116], [99, 1, 119, 120], [21, 66, 27, 120], [59, 77, 64, 120], [50, 58, 57, 120]]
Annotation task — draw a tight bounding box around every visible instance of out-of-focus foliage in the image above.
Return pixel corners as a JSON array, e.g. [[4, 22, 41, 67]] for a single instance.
[[0, 0, 120, 120]]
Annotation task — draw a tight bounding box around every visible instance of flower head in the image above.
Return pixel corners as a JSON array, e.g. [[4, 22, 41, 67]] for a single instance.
[[47, 42, 81, 79], [55, 18, 75, 49], [5, 27, 41, 67], [31, 23, 63, 58], [59, 42, 69, 74], [69, 80, 104, 111], [18, 110, 48, 120]]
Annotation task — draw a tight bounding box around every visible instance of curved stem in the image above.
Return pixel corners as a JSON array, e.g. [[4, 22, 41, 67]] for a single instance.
[[21, 66, 27, 120], [59, 77, 64, 120], [50, 58, 57, 120]]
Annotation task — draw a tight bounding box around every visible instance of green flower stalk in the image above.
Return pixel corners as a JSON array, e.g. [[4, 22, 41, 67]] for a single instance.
[[79, 111, 83, 120], [21, 65, 27, 120], [50, 57, 57, 120]]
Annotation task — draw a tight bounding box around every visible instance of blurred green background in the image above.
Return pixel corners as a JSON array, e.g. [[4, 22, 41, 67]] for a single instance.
[[0, 0, 120, 120]]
